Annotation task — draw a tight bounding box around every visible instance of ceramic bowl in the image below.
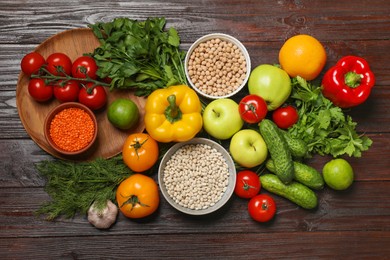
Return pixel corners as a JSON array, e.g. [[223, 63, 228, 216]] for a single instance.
[[158, 138, 236, 215], [184, 33, 251, 99], [44, 102, 98, 156]]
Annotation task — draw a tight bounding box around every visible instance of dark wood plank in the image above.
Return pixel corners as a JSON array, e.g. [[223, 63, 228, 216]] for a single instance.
[[0, 0, 389, 44], [1, 231, 389, 259], [1, 180, 389, 238]]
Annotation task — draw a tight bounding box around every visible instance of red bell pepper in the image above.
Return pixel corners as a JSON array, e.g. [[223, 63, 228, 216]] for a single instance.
[[321, 56, 375, 108]]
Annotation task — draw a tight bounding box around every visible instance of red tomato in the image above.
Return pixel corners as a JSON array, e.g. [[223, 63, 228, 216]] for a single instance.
[[238, 94, 268, 124], [234, 170, 261, 199], [71, 56, 98, 80], [28, 78, 53, 102], [53, 80, 80, 103], [272, 105, 299, 129], [46, 52, 72, 76], [21, 52, 45, 76], [248, 194, 276, 222], [78, 83, 107, 110]]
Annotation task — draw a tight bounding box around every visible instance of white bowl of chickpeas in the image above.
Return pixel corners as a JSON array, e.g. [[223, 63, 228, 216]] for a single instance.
[[185, 33, 251, 99], [158, 138, 237, 215]]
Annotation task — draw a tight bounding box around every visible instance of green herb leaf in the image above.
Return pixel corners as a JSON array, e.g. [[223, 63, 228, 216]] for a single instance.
[[35, 156, 132, 220], [288, 76, 372, 158], [168, 27, 180, 47], [88, 17, 187, 96]]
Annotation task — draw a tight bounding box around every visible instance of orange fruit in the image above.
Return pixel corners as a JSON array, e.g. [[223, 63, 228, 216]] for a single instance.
[[279, 34, 327, 81]]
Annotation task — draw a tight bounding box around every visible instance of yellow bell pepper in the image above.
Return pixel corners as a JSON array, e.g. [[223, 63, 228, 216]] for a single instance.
[[145, 85, 203, 143]]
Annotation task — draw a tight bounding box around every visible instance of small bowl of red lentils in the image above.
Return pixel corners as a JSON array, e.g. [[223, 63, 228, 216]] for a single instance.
[[185, 33, 251, 99], [44, 102, 98, 156]]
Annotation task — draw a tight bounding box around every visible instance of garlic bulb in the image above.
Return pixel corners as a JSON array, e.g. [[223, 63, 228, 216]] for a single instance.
[[87, 200, 118, 229]]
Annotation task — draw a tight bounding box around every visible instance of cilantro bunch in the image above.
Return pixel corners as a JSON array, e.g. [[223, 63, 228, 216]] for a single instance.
[[288, 76, 372, 158], [89, 17, 187, 96]]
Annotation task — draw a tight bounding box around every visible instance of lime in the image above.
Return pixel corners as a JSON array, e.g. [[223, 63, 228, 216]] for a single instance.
[[107, 98, 139, 130], [322, 158, 354, 190]]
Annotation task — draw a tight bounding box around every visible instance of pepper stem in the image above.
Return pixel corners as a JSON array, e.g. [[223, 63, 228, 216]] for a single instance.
[[345, 71, 362, 88], [164, 94, 182, 123]]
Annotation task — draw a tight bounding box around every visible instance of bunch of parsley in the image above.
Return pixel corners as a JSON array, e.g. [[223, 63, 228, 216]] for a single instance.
[[287, 76, 372, 158], [89, 17, 187, 96]]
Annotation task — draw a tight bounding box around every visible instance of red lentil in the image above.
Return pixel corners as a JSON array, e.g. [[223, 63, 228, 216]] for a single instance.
[[49, 107, 95, 152]]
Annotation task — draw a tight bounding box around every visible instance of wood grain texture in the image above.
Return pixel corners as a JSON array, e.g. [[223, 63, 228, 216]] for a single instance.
[[0, 0, 389, 258], [1, 231, 390, 259], [1, 182, 389, 238]]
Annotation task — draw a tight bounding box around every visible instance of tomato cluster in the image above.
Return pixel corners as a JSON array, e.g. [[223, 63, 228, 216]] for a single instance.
[[238, 93, 299, 130], [234, 170, 276, 223], [117, 133, 160, 219], [21, 52, 107, 110]]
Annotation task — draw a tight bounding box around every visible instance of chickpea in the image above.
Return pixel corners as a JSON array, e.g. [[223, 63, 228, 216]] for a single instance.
[[188, 37, 247, 97]]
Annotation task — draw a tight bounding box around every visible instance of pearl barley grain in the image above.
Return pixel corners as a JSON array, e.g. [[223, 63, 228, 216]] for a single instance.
[[187, 37, 247, 97], [163, 144, 230, 211]]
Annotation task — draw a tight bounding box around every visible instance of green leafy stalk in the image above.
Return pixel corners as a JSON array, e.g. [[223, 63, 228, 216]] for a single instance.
[[89, 17, 187, 96], [287, 76, 372, 158], [35, 155, 132, 220], [31, 63, 110, 88]]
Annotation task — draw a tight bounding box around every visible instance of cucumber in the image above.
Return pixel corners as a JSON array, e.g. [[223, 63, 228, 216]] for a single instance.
[[266, 159, 324, 190], [279, 129, 308, 158], [259, 119, 294, 184], [260, 173, 318, 209]]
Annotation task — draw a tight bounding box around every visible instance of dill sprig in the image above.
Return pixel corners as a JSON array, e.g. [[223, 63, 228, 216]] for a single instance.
[[35, 155, 132, 220]]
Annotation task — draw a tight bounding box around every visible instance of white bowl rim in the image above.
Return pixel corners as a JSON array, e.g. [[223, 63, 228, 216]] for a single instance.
[[184, 33, 251, 99], [158, 138, 237, 215]]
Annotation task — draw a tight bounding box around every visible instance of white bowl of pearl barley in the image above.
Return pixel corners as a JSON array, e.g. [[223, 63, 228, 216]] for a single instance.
[[158, 138, 237, 215], [184, 33, 251, 99]]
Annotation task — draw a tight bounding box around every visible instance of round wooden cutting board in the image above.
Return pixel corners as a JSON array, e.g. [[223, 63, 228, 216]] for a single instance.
[[16, 28, 146, 161]]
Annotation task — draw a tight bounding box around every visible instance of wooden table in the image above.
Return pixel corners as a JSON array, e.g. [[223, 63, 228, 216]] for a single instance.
[[1, 0, 389, 258]]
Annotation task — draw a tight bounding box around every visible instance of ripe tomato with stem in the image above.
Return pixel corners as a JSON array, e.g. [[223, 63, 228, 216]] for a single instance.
[[238, 94, 268, 124]]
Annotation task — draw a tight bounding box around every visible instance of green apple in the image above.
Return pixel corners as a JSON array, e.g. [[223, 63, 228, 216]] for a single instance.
[[203, 98, 244, 140], [248, 64, 292, 111], [229, 129, 268, 168]]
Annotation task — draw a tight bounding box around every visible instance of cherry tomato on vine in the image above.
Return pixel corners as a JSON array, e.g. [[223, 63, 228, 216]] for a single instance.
[[248, 194, 276, 222], [46, 52, 72, 76], [78, 83, 107, 110], [116, 174, 160, 219], [71, 56, 98, 80], [234, 170, 261, 199], [238, 94, 268, 124], [122, 133, 159, 172], [21, 52, 45, 76], [53, 80, 80, 103], [272, 105, 299, 129], [28, 78, 53, 102]]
